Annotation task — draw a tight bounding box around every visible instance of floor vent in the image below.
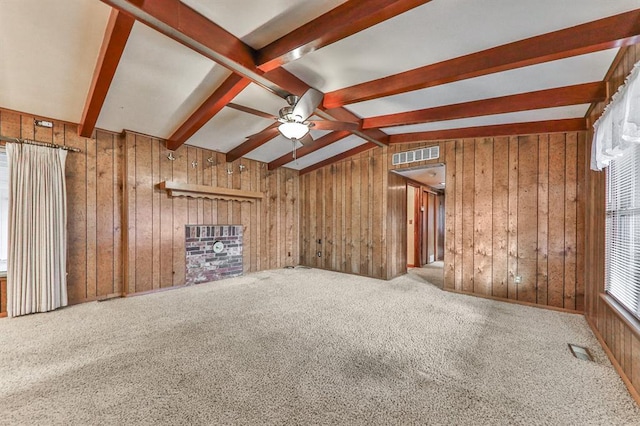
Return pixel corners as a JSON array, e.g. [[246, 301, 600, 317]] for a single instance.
[[568, 344, 594, 361]]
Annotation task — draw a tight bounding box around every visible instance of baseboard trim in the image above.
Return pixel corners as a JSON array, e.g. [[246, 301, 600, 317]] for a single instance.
[[443, 288, 583, 315], [586, 316, 640, 407], [125, 285, 186, 298]]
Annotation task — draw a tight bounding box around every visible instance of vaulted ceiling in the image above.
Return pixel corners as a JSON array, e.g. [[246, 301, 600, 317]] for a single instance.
[[2, 0, 640, 174]]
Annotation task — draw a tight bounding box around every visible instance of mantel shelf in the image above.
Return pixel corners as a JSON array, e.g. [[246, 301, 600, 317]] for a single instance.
[[158, 181, 264, 203]]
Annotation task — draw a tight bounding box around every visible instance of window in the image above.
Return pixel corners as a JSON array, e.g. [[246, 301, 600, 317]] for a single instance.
[[0, 147, 7, 273], [605, 141, 640, 319]]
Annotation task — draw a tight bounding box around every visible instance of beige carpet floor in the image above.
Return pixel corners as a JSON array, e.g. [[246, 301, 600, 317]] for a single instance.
[[409, 261, 444, 289], [0, 268, 638, 425]]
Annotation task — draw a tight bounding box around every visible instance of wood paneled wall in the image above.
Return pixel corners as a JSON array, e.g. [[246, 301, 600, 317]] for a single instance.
[[0, 109, 123, 306], [584, 45, 640, 400], [0, 108, 299, 315], [123, 132, 299, 293], [299, 148, 400, 279], [440, 134, 586, 311]]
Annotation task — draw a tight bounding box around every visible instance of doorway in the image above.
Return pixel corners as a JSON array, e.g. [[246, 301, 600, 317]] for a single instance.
[[395, 164, 445, 287]]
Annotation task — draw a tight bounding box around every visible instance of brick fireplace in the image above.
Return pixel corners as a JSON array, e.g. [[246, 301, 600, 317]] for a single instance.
[[185, 225, 243, 285]]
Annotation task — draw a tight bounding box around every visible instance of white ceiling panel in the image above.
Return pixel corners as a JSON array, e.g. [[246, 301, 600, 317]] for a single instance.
[[243, 135, 300, 163], [96, 22, 222, 138], [347, 49, 619, 118], [383, 104, 591, 135], [0, 0, 111, 123], [285, 135, 368, 170], [186, 107, 274, 153], [284, 0, 640, 92], [182, 0, 347, 49], [232, 83, 289, 116]]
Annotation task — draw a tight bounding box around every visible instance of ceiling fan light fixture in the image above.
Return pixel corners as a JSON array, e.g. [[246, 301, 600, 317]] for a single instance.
[[279, 121, 309, 140]]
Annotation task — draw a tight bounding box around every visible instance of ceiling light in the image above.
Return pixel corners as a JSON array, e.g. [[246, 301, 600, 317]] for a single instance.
[[279, 121, 309, 140]]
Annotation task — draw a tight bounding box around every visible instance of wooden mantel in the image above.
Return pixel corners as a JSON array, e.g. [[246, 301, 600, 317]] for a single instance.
[[158, 181, 264, 202]]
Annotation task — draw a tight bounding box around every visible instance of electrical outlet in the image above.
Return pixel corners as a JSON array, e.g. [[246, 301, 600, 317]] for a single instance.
[[317, 251, 322, 257], [514, 275, 522, 284]]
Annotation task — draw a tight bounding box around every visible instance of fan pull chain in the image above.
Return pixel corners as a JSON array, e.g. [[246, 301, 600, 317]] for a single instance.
[[292, 138, 297, 162]]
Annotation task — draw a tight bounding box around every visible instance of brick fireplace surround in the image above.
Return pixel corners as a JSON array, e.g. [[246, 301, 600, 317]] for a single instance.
[[185, 225, 243, 285]]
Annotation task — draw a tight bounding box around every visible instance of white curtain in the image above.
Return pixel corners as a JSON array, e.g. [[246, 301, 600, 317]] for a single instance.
[[592, 60, 640, 170], [6, 143, 68, 317]]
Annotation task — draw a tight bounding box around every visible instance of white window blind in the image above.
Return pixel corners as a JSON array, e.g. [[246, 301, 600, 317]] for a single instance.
[[605, 141, 640, 319]]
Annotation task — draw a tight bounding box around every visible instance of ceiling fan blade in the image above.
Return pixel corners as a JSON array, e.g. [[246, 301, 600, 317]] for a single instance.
[[228, 103, 277, 120], [308, 120, 359, 132], [298, 133, 314, 146], [291, 88, 323, 121]]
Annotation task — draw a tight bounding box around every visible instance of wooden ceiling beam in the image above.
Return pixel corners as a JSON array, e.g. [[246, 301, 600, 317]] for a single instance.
[[167, 74, 251, 151], [299, 142, 378, 175], [256, 0, 431, 72], [78, 9, 134, 137], [225, 124, 280, 163], [363, 81, 606, 129], [324, 9, 640, 108], [101, 0, 389, 150], [388, 118, 587, 144], [268, 130, 351, 170], [101, 0, 289, 97]]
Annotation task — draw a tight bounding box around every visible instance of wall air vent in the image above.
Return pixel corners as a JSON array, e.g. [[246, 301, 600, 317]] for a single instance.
[[392, 145, 440, 166]]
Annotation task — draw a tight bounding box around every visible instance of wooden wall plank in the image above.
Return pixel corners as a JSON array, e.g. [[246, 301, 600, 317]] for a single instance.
[[492, 137, 509, 298], [96, 131, 114, 297], [249, 160, 258, 271], [367, 154, 374, 276], [516, 135, 538, 304], [172, 146, 188, 286], [360, 153, 370, 274], [454, 140, 463, 291], [241, 160, 252, 272], [575, 132, 586, 311], [20, 114, 35, 140], [134, 135, 153, 293], [372, 151, 383, 277], [380, 148, 389, 279], [507, 136, 519, 300], [462, 139, 475, 292], [351, 158, 361, 273], [344, 159, 353, 273], [151, 138, 161, 289], [548, 133, 566, 308], [159, 143, 174, 288], [537, 135, 549, 305], [85, 129, 98, 300], [125, 132, 136, 294], [322, 164, 336, 269], [187, 147, 199, 224], [113, 133, 124, 295], [564, 132, 578, 310], [444, 140, 456, 290], [0, 110, 22, 138], [65, 125, 88, 302], [473, 138, 493, 295]]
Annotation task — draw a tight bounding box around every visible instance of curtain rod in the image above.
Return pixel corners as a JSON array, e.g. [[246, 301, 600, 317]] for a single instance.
[[0, 135, 82, 153]]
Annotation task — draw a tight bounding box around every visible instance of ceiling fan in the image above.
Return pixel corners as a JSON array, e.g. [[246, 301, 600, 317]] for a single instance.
[[227, 88, 359, 146]]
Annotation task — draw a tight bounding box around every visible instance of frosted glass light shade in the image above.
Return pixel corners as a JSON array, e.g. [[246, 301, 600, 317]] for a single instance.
[[278, 121, 309, 139]]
